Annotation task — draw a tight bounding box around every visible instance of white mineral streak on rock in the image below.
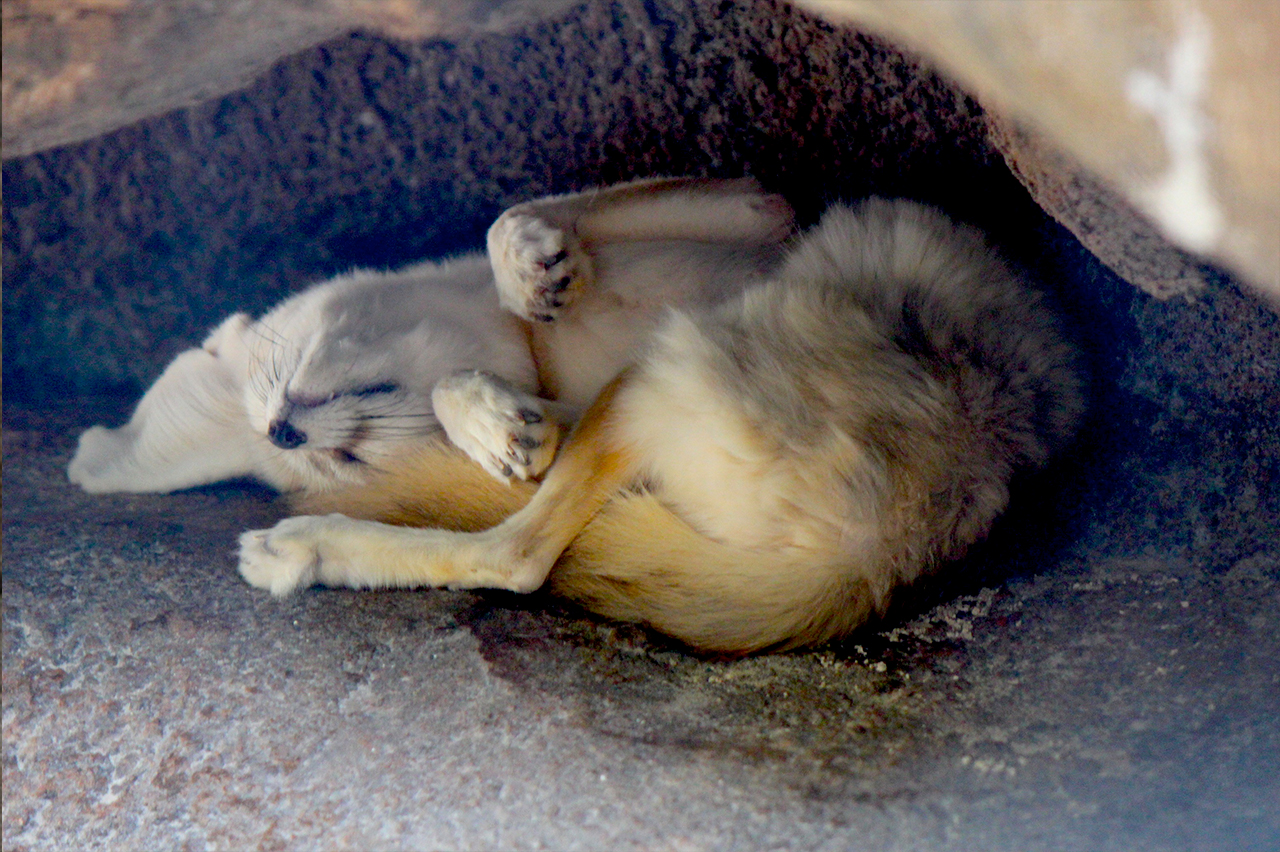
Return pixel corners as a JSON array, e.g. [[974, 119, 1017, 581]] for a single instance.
[[1125, 4, 1225, 254]]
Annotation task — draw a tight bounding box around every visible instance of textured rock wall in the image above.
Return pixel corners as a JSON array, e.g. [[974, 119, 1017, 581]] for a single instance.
[[5, 0, 1276, 305], [2, 0, 1277, 499], [800, 0, 1280, 303], [4, 5, 1278, 845], [1, 0, 576, 157], [3, 0, 1011, 399]]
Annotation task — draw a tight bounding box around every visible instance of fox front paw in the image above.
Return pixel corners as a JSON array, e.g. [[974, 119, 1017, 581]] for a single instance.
[[432, 371, 561, 482], [487, 211, 591, 322], [238, 517, 328, 596]]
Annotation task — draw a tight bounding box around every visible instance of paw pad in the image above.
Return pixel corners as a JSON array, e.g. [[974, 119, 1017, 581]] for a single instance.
[[487, 212, 591, 322], [433, 371, 563, 482]]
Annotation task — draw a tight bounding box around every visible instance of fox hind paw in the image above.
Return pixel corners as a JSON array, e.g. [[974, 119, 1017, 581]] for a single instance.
[[487, 212, 590, 322]]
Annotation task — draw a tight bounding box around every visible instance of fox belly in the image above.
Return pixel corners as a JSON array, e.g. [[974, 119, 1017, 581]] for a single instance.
[[612, 311, 886, 557]]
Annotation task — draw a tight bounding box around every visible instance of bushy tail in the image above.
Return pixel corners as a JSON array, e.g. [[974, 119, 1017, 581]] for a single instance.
[[555, 491, 879, 654], [295, 442, 881, 654]]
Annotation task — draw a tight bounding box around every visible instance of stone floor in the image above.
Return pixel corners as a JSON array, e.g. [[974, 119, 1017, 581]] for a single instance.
[[6, 3, 1279, 846], [3, 382, 1277, 851]]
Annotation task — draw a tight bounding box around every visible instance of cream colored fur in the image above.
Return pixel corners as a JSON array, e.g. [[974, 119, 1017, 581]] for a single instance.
[[238, 191, 1086, 654], [68, 177, 791, 495]]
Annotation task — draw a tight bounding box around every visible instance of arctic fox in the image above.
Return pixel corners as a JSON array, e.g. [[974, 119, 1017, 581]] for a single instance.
[[68, 177, 793, 495], [230, 181, 1086, 654]]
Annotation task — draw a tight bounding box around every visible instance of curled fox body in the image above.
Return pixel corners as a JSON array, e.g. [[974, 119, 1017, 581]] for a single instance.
[[68, 177, 790, 494], [234, 182, 1085, 654]]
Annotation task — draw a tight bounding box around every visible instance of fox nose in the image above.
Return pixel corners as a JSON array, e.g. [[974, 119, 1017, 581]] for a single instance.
[[267, 419, 307, 449]]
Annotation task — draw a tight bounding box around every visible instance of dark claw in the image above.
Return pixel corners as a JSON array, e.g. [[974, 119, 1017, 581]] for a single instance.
[[543, 249, 569, 268], [533, 313, 555, 323], [500, 463, 513, 477], [518, 409, 543, 424], [550, 297, 564, 308], [551, 275, 572, 293], [515, 434, 540, 450]]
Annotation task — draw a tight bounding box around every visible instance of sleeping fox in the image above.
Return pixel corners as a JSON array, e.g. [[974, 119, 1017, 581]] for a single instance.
[[71, 177, 1084, 653], [236, 178, 1085, 653], [69, 177, 790, 494]]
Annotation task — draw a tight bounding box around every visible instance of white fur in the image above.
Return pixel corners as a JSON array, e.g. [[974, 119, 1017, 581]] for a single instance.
[[613, 309, 886, 555], [69, 177, 792, 495], [69, 253, 538, 494], [487, 211, 591, 321], [239, 256, 538, 490], [77, 180, 1084, 653], [235, 197, 1085, 657], [431, 370, 561, 481], [69, 314, 262, 493]]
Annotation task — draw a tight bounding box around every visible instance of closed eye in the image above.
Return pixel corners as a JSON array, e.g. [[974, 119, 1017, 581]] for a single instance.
[[351, 383, 400, 397], [286, 391, 338, 409]]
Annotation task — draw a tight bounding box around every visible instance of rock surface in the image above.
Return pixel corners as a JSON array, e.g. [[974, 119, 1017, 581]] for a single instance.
[[1, 0, 575, 158], [6, 0, 1277, 301], [4, 1, 1279, 848], [800, 0, 1280, 302], [3, 0, 1004, 398], [5, 335, 1278, 849]]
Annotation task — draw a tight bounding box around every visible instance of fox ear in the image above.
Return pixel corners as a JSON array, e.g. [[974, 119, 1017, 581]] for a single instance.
[[202, 312, 253, 362], [68, 314, 262, 494]]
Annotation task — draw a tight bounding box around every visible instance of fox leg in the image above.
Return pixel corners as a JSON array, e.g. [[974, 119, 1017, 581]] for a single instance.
[[237, 374, 637, 596], [487, 176, 794, 322], [497, 176, 794, 246]]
